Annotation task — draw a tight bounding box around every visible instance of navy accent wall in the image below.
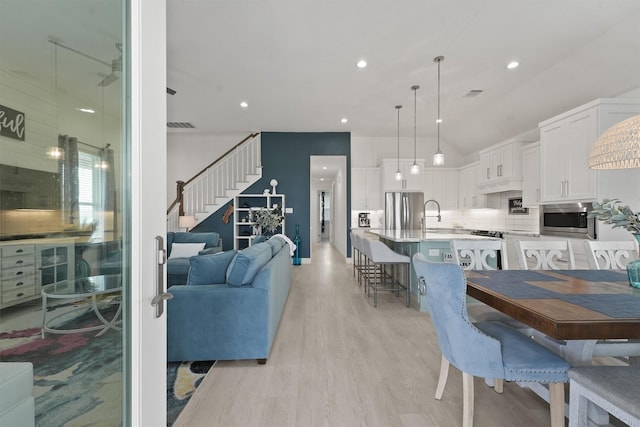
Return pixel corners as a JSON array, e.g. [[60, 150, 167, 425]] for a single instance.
[[195, 132, 351, 258]]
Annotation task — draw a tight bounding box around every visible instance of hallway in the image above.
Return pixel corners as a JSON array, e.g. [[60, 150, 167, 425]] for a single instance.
[[174, 242, 554, 427]]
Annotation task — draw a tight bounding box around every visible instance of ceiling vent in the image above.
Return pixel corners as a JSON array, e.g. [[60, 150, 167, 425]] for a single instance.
[[463, 90, 483, 98], [167, 122, 195, 129]]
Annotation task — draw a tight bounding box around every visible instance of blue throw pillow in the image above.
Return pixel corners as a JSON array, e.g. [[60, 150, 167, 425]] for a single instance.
[[173, 232, 220, 249], [186, 250, 237, 285], [266, 237, 283, 257], [226, 243, 272, 286]]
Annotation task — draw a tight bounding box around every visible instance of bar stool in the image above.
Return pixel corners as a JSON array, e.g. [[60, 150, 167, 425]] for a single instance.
[[361, 238, 410, 307]]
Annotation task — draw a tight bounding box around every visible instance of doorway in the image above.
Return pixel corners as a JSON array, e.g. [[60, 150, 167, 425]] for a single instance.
[[309, 156, 347, 259]]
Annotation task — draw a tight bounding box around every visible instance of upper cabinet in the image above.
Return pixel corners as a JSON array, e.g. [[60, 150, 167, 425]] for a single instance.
[[379, 159, 425, 192], [351, 167, 381, 210], [539, 98, 640, 203], [458, 162, 486, 209], [478, 141, 528, 194], [424, 168, 458, 210], [521, 142, 540, 207]]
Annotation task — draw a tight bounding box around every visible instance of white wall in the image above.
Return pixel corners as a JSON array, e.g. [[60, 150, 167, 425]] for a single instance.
[[332, 160, 348, 258], [350, 135, 465, 168], [166, 132, 247, 202]]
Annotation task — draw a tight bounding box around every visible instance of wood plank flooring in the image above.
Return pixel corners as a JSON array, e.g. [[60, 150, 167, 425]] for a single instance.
[[174, 242, 555, 427]]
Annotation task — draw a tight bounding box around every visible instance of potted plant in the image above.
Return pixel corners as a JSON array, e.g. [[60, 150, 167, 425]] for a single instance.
[[252, 206, 284, 237], [589, 199, 640, 288]]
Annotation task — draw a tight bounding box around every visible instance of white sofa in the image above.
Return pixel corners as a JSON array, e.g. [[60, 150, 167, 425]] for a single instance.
[[0, 362, 35, 427]]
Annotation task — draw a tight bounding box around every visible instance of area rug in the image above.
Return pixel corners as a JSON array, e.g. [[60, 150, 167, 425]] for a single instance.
[[0, 302, 123, 426], [167, 360, 215, 426], [0, 301, 214, 426]]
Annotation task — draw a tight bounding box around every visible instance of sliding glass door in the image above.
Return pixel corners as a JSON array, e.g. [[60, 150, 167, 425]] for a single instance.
[[0, 0, 167, 425]]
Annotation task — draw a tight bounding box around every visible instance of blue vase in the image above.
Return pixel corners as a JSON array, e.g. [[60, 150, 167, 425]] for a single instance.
[[627, 234, 640, 289], [293, 224, 301, 265]]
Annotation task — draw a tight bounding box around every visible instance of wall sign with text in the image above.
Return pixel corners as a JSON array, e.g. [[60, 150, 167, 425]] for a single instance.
[[0, 104, 26, 141], [508, 197, 529, 214]]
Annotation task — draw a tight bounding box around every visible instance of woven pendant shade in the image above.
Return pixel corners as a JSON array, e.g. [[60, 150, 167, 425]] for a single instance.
[[588, 114, 640, 169]]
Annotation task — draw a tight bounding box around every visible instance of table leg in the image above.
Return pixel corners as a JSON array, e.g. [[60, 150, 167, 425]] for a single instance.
[[92, 294, 122, 336]]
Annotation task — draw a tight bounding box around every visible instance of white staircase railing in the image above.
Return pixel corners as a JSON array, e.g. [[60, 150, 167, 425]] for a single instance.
[[170, 133, 262, 230]]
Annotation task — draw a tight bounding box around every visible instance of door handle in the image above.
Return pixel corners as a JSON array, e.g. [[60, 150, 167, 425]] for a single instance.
[[151, 235, 172, 318]]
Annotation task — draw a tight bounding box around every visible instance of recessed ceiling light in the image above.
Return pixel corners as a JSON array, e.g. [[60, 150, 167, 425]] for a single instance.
[[322, 166, 327, 170], [320, 178, 325, 181], [76, 108, 95, 114], [506, 61, 520, 70], [240, 101, 248, 108], [356, 60, 367, 69], [341, 118, 348, 123]]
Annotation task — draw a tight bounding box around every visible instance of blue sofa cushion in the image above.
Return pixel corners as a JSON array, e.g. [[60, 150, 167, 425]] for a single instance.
[[226, 243, 272, 286], [267, 236, 286, 257], [187, 250, 237, 285]]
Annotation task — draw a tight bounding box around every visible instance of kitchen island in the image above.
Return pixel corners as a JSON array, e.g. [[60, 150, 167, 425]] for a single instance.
[[364, 229, 502, 311]]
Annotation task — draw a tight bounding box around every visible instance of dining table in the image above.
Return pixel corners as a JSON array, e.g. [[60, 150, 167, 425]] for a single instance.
[[465, 269, 640, 365], [465, 269, 640, 426]]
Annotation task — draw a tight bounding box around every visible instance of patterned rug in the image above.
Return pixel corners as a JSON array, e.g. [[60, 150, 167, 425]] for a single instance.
[[167, 360, 216, 426], [0, 302, 214, 426]]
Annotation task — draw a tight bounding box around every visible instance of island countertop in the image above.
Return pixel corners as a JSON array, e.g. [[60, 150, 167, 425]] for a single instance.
[[365, 229, 502, 243]]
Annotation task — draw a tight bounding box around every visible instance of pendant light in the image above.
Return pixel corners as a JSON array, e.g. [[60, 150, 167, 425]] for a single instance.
[[410, 85, 420, 175], [395, 105, 403, 181], [433, 55, 445, 166], [588, 114, 640, 169], [47, 41, 64, 159]]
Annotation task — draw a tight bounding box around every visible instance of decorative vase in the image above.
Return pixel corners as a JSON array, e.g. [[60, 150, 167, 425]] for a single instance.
[[292, 224, 301, 265], [627, 234, 640, 289]]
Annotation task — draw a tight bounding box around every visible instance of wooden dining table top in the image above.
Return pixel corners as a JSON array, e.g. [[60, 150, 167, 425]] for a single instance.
[[465, 269, 640, 340]]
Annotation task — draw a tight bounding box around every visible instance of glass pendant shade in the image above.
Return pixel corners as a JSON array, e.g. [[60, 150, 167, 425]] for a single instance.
[[395, 170, 403, 181], [410, 163, 420, 175], [433, 151, 444, 166], [588, 114, 640, 169]]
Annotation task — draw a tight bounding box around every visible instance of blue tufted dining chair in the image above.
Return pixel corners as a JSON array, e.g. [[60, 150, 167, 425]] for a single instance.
[[412, 253, 570, 427]]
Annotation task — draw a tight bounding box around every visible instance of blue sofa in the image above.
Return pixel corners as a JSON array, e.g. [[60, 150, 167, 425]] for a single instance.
[[167, 231, 222, 286], [166, 237, 292, 363]]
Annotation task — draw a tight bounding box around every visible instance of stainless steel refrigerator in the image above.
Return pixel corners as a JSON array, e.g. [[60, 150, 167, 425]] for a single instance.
[[384, 192, 424, 230]]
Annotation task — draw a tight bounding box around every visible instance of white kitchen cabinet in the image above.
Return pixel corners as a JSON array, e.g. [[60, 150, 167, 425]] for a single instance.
[[539, 98, 640, 203], [379, 158, 425, 192], [521, 142, 540, 207], [424, 168, 458, 210], [458, 162, 486, 209], [478, 141, 528, 194], [351, 167, 381, 210]]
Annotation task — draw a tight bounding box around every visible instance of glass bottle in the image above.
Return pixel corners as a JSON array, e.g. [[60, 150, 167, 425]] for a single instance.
[[627, 234, 640, 289], [293, 224, 301, 265]]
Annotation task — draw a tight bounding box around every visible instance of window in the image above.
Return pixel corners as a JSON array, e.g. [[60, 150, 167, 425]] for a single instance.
[[78, 150, 100, 226]]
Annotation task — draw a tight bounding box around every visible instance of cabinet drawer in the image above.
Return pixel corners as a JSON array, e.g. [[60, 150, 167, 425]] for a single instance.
[[1, 275, 36, 292], [1, 254, 36, 269], [2, 285, 36, 303], [1, 245, 35, 257], [1, 265, 36, 280]]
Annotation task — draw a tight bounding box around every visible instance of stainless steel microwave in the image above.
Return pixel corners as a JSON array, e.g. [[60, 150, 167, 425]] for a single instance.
[[540, 203, 596, 239]]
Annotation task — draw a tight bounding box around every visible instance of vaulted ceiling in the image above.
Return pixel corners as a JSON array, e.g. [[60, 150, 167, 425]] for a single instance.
[[166, 0, 640, 156]]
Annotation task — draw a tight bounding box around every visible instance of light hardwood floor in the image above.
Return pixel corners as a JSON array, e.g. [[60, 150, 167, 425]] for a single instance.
[[174, 242, 556, 427]]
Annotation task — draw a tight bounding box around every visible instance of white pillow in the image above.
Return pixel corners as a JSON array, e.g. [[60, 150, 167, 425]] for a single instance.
[[169, 242, 206, 259]]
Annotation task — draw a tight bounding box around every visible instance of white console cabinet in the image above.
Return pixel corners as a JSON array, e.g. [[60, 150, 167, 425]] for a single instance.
[[0, 238, 75, 309]]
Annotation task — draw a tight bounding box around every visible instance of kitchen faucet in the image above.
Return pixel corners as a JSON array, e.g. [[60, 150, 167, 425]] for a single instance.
[[423, 199, 441, 232]]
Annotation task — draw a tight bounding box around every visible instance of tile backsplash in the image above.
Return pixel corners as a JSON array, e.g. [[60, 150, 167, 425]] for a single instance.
[[352, 192, 540, 233]]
